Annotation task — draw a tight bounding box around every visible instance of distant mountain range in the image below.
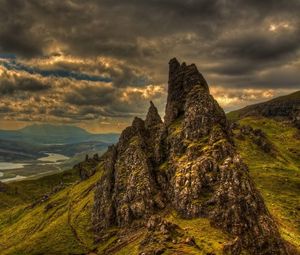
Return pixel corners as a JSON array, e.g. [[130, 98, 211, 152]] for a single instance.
[[0, 124, 119, 145], [0, 124, 119, 161]]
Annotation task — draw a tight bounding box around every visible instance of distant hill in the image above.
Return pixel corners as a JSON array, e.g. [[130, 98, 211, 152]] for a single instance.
[[0, 124, 119, 145], [227, 90, 300, 124], [21, 124, 89, 138], [0, 138, 112, 161], [0, 138, 45, 161]]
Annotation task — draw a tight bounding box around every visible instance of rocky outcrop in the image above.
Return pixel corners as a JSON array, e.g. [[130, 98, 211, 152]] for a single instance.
[[93, 58, 289, 255], [139, 215, 199, 255], [233, 124, 274, 153], [145, 101, 163, 128], [93, 118, 165, 232], [164, 58, 209, 125], [74, 153, 101, 180]]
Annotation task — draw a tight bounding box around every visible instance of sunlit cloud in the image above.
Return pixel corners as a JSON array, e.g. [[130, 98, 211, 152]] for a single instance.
[[268, 22, 293, 32], [211, 86, 296, 111]]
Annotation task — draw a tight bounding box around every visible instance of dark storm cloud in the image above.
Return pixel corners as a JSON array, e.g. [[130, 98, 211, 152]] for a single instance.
[[0, 0, 299, 128], [209, 26, 300, 77], [1, 0, 299, 79], [64, 85, 116, 106], [220, 33, 299, 61], [64, 83, 161, 118], [0, 0, 44, 57], [0, 73, 51, 95], [1, 59, 112, 82], [0, 23, 43, 58]]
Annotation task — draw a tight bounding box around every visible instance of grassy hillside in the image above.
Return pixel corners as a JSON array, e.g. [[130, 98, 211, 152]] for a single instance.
[[232, 117, 300, 251], [0, 169, 79, 210], [0, 166, 233, 254], [0, 175, 95, 254], [0, 117, 299, 254]]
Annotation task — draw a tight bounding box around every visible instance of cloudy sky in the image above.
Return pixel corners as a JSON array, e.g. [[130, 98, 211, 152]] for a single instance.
[[0, 0, 299, 133]]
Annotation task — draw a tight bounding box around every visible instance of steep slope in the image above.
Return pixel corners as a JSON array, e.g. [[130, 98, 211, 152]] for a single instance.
[[0, 169, 98, 255], [231, 117, 300, 251], [0, 161, 230, 255], [93, 58, 289, 254], [227, 91, 300, 127]]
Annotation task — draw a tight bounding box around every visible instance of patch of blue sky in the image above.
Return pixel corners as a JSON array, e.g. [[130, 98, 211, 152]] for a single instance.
[[0, 53, 16, 59], [0, 58, 112, 83]]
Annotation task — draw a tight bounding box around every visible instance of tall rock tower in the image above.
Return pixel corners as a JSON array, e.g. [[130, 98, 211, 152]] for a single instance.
[[93, 58, 289, 255]]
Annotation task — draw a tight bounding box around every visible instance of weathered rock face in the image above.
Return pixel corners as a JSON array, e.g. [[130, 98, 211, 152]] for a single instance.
[[74, 153, 101, 180], [145, 101, 163, 128], [93, 117, 165, 233], [93, 58, 289, 254], [164, 58, 209, 126], [209, 156, 285, 254]]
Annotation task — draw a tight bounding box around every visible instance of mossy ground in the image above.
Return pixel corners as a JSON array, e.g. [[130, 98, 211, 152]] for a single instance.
[[165, 213, 233, 255], [0, 168, 100, 255], [0, 168, 79, 209], [233, 117, 300, 251]]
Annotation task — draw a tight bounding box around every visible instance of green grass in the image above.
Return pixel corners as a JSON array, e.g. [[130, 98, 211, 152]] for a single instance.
[[226, 110, 240, 122], [166, 213, 230, 254], [0, 168, 79, 210], [114, 240, 140, 255], [116, 212, 234, 255], [0, 168, 102, 255], [234, 117, 300, 251], [0, 116, 299, 254]]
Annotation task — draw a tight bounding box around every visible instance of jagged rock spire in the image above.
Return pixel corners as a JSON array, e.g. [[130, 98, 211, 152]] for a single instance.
[[132, 116, 145, 130], [93, 58, 288, 255], [145, 101, 162, 128], [165, 57, 209, 125]]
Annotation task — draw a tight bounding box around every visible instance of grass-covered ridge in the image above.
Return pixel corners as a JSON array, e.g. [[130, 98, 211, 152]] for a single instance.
[[232, 117, 300, 251]]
